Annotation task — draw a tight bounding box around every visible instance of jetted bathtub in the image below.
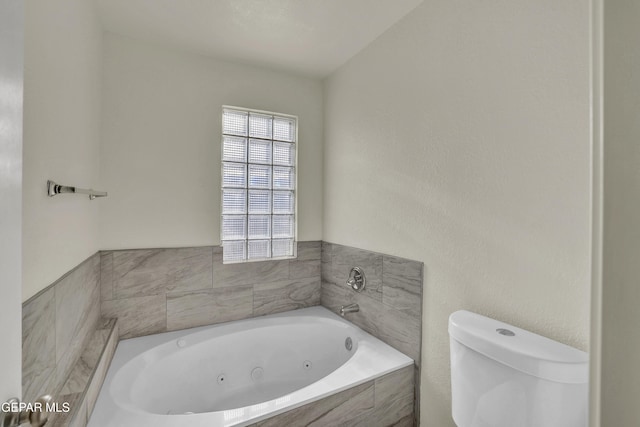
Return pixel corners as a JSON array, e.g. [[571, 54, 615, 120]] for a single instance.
[[88, 306, 413, 427]]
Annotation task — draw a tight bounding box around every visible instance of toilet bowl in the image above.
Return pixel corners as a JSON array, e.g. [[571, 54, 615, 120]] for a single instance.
[[449, 310, 588, 427]]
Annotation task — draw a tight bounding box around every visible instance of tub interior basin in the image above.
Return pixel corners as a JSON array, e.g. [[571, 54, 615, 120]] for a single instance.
[[112, 319, 356, 415], [90, 307, 414, 427]]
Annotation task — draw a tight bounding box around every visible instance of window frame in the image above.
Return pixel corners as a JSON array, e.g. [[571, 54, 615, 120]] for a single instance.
[[220, 106, 298, 263]]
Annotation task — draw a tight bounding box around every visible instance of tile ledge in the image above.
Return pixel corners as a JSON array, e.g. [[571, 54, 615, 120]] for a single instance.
[[51, 318, 118, 427]]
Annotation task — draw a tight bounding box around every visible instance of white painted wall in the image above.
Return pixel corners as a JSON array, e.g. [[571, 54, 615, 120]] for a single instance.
[[22, 0, 103, 301], [323, 1, 591, 425], [0, 0, 24, 401], [99, 33, 323, 249], [601, 2, 640, 425]]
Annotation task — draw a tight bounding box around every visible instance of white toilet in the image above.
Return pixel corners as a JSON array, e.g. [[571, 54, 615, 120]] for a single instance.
[[448, 310, 588, 427]]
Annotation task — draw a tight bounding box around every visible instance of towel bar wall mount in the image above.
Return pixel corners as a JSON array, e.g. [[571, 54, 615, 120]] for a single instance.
[[47, 180, 107, 200]]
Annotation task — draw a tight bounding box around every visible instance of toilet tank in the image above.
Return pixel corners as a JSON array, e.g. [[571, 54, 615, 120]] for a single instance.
[[448, 310, 588, 427]]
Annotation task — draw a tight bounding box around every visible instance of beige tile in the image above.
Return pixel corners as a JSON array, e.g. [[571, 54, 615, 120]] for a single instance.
[[382, 285, 422, 321], [320, 280, 353, 314], [54, 255, 100, 351], [166, 286, 253, 331], [100, 252, 114, 301], [60, 328, 110, 396], [82, 329, 110, 368], [213, 248, 289, 287], [112, 247, 213, 297], [321, 242, 422, 382], [289, 259, 321, 279], [343, 291, 384, 338], [164, 247, 213, 293], [55, 255, 101, 390], [322, 294, 420, 362], [253, 277, 321, 316], [60, 349, 94, 396], [352, 366, 414, 427], [50, 393, 84, 427], [296, 241, 321, 261], [335, 290, 420, 363], [307, 383, 374, 427], [372, 366, 415, 424], [86, 320, 119, 418], [56, 289, 100, 390], [323, 279, 388, 339], [101, 294, 166, 339], [382, 255, 423, 318], [321, 242, 333, 283], [391, 414, 416, 427], [22, 287, 57, 403], [321, 241, 333, 261], [67, 395, 87, 427], [377, 305, 421, 364], [113, 249, 168, 297], [382, 255, 423, 292], [256, 381, 374, 427], [97, 317, 116, 330]]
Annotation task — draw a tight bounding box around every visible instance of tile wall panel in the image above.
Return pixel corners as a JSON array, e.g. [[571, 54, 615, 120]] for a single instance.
[[253, 277, 321, 316], [320, 242, 423, 365], [320, 242, 423, 426], [167, 285, 253, 331], [255, 365, 414, 427], [22, 287, 57, 403], [101, 242, 322, 338], [24, 240, 421, 426], [22, 254, 101, 403], [101, 294, 166, 339], [55, 256, 101, 387]]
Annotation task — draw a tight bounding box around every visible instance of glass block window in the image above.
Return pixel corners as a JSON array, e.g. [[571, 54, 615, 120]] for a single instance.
[[221, 107, 297, 263]]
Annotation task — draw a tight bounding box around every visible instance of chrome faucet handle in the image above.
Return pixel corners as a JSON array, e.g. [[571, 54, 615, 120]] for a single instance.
[[346, 267, 366, 292]]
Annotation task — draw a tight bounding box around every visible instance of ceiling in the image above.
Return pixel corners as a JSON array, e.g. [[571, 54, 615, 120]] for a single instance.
[[94, 0, 423, 78]]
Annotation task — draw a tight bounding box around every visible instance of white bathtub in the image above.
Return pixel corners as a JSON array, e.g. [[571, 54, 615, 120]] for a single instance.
[[88, 306, 413, 427]]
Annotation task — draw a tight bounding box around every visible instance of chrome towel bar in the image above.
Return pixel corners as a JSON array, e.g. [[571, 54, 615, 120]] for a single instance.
[[47, 180, 107, 200]]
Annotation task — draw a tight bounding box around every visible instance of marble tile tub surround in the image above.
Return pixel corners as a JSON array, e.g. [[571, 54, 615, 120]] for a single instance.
[[250, 365, 415, 427], [321, 242, 423, 426], [98, 239, 422, 359], [22, 253, 101, 404], [321, 242, 423, 364], [23, 241, 420, 426], [50, 319, 119, 427], [100, 241, 322, 339]]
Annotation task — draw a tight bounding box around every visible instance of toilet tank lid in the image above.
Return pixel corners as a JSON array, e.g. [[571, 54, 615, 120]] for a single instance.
[[448, 310, 588, 384]]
